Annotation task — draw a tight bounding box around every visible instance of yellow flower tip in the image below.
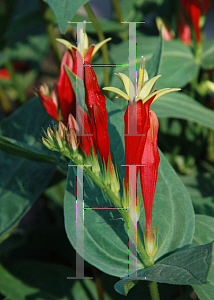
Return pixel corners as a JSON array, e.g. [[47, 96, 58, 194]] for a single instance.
[[56, 38, 77, 51]]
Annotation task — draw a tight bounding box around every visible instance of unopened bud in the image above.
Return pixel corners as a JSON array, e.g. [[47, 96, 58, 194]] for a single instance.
[[110, 167, 120, 194], [39, 83, 49, 96], [90, 150, 100, 175], [58, 121, 67, 137], [51, 84, 59, 107], [42, 137, 53, 150], [67, 129, 78, 151], [55, 131, 63, 149], [47, 127, 54, 140], [68, 114, 79, 132]]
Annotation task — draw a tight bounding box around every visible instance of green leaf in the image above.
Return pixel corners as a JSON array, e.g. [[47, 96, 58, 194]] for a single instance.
[[0, 135, 58, 163], [43, 0, 89, 33], [94, 34, 199, 90], [151, 92, 214, 130], [0, 97, 57, 242], [115, 242, 213, 296], [180, 173, 214, 217], [71, 13, 125, 33], [201, 38, 214, 69], [120, 0, 143, 22], [8, 34, 49, 63], [0, 97, 65, 165], [0, 261, 111, 300], [146, 33, 163, 79], [0, 52, 9, 66], [64, 98, 194, 277], [191, 215, 214, 300]]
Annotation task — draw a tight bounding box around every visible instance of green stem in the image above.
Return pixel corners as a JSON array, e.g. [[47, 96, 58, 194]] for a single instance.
[[92, 267, 105, 300], [4, 59, 26, 103], [68, 154, 154, 268], [112, 0, 123, 23], [84, 3, 110, 90], [148, 281, 160, 300], [41, 1, 61, 72]]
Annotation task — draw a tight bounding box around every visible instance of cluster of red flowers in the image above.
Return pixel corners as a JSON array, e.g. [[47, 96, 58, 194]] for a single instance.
[[38, 40, 118, 190], [39, 38, 168, 255]]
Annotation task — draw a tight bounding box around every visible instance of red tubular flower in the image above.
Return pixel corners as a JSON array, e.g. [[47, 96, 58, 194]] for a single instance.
[[84, 64, 112, 171], [39, 33, 111, 125], [104, 58, 180, 252], [156, 17, 174, 41], [140, 110, 160, 255], [190, 1, 201, 44], [57, 50, 76, 125], [181, 0, 211, 45], [123, 96, 155, 190], [0, 68, 11, 80], [201, 0, 211, 13], [37, 84, 59, 121], [77, 105, 96, 159], [68, 107, 100, 174], [177, 13, 191, 46], [83, 63, 119, 191]]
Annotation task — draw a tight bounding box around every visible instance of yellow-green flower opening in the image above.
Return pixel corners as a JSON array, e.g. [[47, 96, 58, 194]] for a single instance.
[[56, 29, 111, 61], [103, 56, 180, 103]]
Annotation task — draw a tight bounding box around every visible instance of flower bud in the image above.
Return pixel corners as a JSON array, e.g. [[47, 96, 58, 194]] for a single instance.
[[68, 113, 79, 132], [42, 137, 53, 150], [55, 131, 63, 149], [58, 121, 67, 137], [67, 129, 78, 151], [39, 83, 49, 96], [50, 84, 59, 107], [47, 127, 54, 140]]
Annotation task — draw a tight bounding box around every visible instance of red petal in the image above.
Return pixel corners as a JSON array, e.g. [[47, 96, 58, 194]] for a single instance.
[[37, 90, 59, 121], [178, 14, 191, 46], [190, 2, 201, 44], [140, 110, 160, 239], [180, 0, 201, 44], [84, 45, 95, 64], [0, 68, 11, 80], [84, 64, 108, 130], [124, 95, 155, 187], [92, 103, 113, 172], [72, 48, 84, 79], [57, 50, 76, 125], [201, 0, 211, 14], [77, 106, 96, 158]]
